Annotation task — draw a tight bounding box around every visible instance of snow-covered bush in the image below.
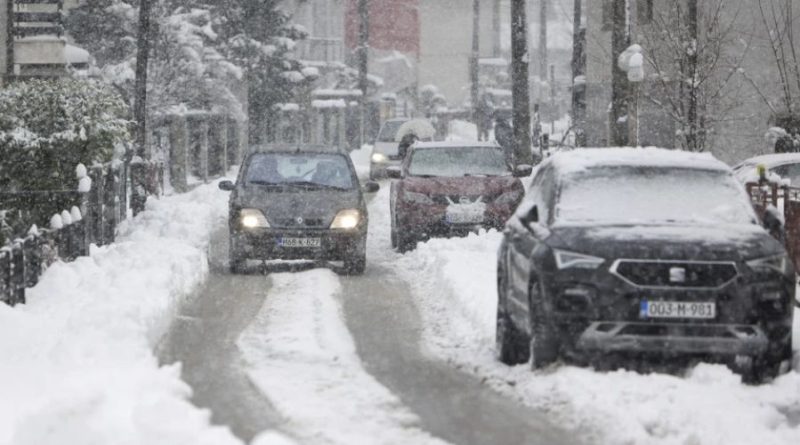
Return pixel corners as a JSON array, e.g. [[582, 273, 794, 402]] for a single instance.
[[0, 79, 130, 191]]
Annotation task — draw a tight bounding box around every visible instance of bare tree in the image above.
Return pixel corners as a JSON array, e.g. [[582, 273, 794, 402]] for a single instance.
[[639, 0, 750, 151], [756, 0, 800, 115]]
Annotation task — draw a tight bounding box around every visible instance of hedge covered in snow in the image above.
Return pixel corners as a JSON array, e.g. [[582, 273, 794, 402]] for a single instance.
[[0, 79, 130, 192]]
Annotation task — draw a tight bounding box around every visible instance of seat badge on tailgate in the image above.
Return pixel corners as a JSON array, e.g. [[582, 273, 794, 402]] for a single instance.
[[669, 266, 686, 283]]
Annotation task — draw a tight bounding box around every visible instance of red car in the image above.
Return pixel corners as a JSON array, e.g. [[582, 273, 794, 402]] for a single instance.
[[388, 141, 531, 251]]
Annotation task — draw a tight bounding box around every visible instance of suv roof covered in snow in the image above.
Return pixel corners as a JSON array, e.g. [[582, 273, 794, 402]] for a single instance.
[[544, 147, 730, 175]]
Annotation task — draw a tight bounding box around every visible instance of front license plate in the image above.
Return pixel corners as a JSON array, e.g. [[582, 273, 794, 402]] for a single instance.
[[639, 300, 716, 320], [446, 204, 485, 224], [279, 237, 321, 248]]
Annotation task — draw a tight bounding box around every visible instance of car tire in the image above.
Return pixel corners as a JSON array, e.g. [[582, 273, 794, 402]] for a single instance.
[[496, 263, 530, 365], [344, 252, 367, 275], [229, 239, 246, 274], [528, 280, 559, 370], [747, 336, 793, 384]]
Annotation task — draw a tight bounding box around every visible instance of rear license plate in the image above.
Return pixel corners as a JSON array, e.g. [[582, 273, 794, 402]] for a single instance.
[[639, 300, 716, 320], [279, 237, 321, 248]]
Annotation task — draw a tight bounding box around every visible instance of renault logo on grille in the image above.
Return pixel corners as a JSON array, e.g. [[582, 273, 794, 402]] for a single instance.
[[669, 267, 686, 283], [459, 196, 472, 204], [296, 217, 304, 225]]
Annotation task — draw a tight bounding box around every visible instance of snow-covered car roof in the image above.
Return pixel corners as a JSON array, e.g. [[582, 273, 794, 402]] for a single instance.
[[732, 153, 800, 169], [545, 147, 730, 175], [411, 140, 502, 149]]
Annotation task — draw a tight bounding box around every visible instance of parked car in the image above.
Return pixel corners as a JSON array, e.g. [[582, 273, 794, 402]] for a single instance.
[[219, 145, 380, 275], [496, 148, 795, 383], [732, 153, 800, 185], [388, 141, 531, 252], [369, 118, 410, 180]]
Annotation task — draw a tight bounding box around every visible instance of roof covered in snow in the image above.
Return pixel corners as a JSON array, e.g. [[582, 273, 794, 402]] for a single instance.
[[413, 141, 501, 149], [547, 147, 731, 175], [733, 152, 800, 169]]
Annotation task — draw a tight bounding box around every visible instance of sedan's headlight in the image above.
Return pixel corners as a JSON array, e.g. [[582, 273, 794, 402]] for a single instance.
[[495, 190, 523, 205], [554, 249, 605, 270], [240, 208, 270, 228], [746, 254, 793, 275], [331, 209, 361, 229], [403, 190, 434, 205], [371, 153, 388, 163]]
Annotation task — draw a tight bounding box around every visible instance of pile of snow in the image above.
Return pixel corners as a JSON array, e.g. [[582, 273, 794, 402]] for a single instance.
[[390, 222, 800, 445], [237, 270, 445, 445], [0, 181, 248, 445]]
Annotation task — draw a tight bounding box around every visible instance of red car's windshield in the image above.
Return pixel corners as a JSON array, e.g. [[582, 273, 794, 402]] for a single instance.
[[408, 147, 510, 177]]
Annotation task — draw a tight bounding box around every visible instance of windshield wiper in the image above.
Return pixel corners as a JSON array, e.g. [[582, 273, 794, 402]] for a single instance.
[[248, 180, 286, 187], [285, 181, 350, 191]]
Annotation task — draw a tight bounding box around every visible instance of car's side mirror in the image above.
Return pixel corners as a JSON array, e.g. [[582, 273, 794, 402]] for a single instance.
[[218, 180, 235, 191], [386, 166, 403, 179], [363, 181, 380, 193], [520, 204, 539, 225], [762, 206, 786, 243], [514, 164, 533, 177]]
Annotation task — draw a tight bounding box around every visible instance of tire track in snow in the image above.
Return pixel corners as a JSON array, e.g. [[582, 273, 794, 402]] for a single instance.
[[237, 269, 449, 445]]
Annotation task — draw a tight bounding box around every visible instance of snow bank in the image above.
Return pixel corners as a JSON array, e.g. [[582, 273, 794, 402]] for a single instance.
[[0, 181, 243, 445], [391, 222, 800, 445], [237, 270, 446, 445]]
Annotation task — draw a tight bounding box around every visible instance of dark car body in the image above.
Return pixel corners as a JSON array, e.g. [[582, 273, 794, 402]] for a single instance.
[[389, 141, 529, 251], [496, 148, 795, 382], [220, 145, 377, 274]]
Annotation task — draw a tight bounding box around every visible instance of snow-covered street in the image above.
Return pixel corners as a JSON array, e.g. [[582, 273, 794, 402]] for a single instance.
[[1, 144, 798, 445]]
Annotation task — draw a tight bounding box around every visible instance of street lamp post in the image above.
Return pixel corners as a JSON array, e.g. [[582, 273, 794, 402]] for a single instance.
[[618, 44, 644, 146]]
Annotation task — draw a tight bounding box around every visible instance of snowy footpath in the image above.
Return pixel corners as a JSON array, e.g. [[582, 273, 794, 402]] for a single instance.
[[0, 181, 252, 445]]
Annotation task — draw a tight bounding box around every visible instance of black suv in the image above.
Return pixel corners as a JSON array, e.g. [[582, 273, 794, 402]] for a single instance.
[[496, 148, 796, 382], [219, 145, 379, 275]]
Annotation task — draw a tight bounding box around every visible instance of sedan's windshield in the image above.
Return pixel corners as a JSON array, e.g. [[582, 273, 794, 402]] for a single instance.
[[407, 147, 510, 177], [377, 120, 405, 142], [245, 153, 354, 190], [555, 167, 757, 226]]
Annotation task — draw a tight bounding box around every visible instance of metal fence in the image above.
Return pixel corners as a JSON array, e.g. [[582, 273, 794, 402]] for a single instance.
[[0, 161, 163, 306]]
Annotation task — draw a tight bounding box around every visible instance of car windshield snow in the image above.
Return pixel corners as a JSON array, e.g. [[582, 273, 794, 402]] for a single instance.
[[407, 146, 509, 177], [245, 152, 354, 190], [377, 120, 405, 142], [555, 167, 758, 226]]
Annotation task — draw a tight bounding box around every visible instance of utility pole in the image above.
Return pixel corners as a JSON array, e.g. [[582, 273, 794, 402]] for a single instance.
[[470, 0, 480, 123], [357, 0, 369, 147], [492, 0, 502, 57], [609, 0, 629, 146], [511, 0, 533, 165], [131, 0, 152, 215], [571, 0, 586, 146], [539, 0, 548, 87]]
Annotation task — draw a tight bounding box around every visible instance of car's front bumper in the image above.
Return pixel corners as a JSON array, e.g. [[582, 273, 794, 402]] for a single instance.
[[232, 228, 365, 261], [370, 159, 402, 178], [576, 321, 770, 356], [396, 203, 515, 237]]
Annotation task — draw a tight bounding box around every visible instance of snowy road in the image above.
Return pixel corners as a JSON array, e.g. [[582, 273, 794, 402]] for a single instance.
[[157, 184, 576, 444], [157, 227, 284, 442]]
